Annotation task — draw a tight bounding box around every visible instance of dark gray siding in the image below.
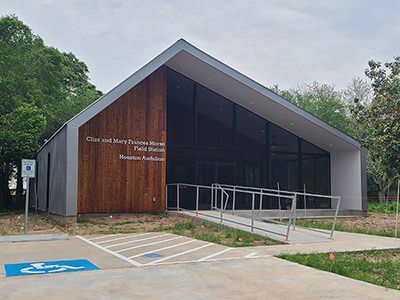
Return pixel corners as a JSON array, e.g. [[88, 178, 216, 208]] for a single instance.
[[36, 126, 68, 215]]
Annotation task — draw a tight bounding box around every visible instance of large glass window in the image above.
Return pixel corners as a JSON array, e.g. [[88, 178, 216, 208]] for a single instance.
[[269, 124, 298, 153], [270, 153, 299, 191], [166, 147, 194, 184], [236, 151, 265, 187], [236, 106, 266, 151], [166, 68, 331, 209], [302, 139, 328, 155], [301, 155, 331, 208], [167, 70, 194, 146], [197, 85, 234, 148]]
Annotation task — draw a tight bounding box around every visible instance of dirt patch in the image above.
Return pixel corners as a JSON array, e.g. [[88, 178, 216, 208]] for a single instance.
[[336, 213, 398, 234], [0, 211, 280, 247], [0, 211, 61, 235], [0, 211, 190, 235], [298, 212, 400, 237]]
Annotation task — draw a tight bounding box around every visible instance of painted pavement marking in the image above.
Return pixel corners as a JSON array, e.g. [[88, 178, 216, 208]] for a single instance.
[[145, 254, 273, 267], [128, 239, 197, 259], [96, 232, 153, 244], [198, 248, 232, 261], [4, 259, 99, 277], [145, 243, 213, 265], [105, 234, 171, 249], [79, 233, 274, 268], [76, 235, 142, 267], [88, 234, 122, 241], [244, 252, 258, 258], [115, 236, 183, 253]]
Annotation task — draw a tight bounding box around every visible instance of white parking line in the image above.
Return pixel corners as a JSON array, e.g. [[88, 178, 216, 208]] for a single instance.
[[128, 239, 197, 259], [198, 248, 232, 261], [145, 243, 213, 265], [244, 252, 258, 258], [97, 232, 153, 244], [89, 234, 122, 241], [116, 236, 183, 253], [77, 235, 142, 267], [144, 254, 273, 267], [105, 234, 171, 248]]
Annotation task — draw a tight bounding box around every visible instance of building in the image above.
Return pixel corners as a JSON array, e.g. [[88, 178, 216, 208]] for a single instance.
[[33, 39, 367, 219]]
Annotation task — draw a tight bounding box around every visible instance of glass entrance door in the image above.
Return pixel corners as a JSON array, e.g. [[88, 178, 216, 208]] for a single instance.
[[196, 161, 234, 209]]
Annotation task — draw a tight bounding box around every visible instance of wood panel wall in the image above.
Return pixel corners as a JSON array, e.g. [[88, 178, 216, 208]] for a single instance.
[[78, 67, 166, 213]]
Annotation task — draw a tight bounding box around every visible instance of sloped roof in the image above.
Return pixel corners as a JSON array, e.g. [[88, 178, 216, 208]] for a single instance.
[[44, 39, 360, 152]]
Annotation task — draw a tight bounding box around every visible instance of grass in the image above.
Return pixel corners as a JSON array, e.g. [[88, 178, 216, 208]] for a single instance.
[[278, 249, 400, 290], [157, 220, 282, 247], [368, 201, 399, 214]]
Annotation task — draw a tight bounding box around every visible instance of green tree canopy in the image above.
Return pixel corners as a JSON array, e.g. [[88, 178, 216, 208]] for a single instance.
[[0, 15, 102, 206], [272, 82, 355, 137], [351, 57, 400, 201]]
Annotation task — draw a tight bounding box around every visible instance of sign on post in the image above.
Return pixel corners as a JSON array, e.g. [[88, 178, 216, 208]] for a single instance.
[[21, 159, 36, 178], [21, 159, 36, 235]]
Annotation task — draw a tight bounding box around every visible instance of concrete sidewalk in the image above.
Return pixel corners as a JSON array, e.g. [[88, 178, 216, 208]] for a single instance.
[[1, 256, 398, 299], [1, 231, 400, 299], [2, 231, 400, 272], [218, 230, 400, 258]]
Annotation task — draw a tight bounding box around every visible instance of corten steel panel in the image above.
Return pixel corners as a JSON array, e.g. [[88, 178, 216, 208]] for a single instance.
[[78, 68, 167, 213]]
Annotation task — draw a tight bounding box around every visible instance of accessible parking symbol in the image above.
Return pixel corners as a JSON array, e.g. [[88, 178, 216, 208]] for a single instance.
[[4, 259, 99, 277]]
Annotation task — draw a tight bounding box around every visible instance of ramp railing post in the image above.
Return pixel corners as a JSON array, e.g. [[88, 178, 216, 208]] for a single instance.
[[177, 184, 180, 211], [303, 184, 307, 218], [211, 184, 214, 210], [285, 195, 296, 241], [259, 191, 263, 220], [196, 186, 199, 216], [251, 192, 255, 232], [292, 194, 297, 229], [292, 194, 297, 231], [330, 196, 341, 239], [232, 186, 236, 215], [220, 187, 223, 224], [277, 182, 283, 222]]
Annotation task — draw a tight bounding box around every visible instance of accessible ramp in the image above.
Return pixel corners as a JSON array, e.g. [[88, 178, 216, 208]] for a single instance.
[[179, 210, 333, 244]]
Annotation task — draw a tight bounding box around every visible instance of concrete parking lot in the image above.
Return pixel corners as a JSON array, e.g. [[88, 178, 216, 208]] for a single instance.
[[1, 232, 400, 299], [76, 232, 272, 267]]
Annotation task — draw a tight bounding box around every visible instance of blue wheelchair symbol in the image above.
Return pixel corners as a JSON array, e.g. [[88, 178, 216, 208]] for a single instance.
[[4, 259, 99, 277], [143, 253, 161, 258]]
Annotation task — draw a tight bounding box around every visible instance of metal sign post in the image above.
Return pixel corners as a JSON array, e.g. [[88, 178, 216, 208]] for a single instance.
[[395, 180, 400, 238], [21, 159, 36, 235]]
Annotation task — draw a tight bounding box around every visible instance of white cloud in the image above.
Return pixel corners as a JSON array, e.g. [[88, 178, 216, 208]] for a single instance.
[[1, 0, 399, 92]]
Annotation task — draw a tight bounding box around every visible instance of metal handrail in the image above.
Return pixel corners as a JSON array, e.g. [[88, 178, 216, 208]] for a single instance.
[[211, 183, 341, 239], [166, 183, 296, 241], [214, 183, 341, 200]]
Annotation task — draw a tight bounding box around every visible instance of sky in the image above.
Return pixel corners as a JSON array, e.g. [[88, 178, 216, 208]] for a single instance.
[[1, 0, 399, 93]]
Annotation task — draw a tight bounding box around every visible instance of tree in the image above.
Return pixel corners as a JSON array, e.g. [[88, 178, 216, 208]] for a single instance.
[[0, 15, 102, 207], [351, 57, 400, 202], [0, 104, 46, 206], [343, 77, 372, 105], [272, 82, 355, 137]]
